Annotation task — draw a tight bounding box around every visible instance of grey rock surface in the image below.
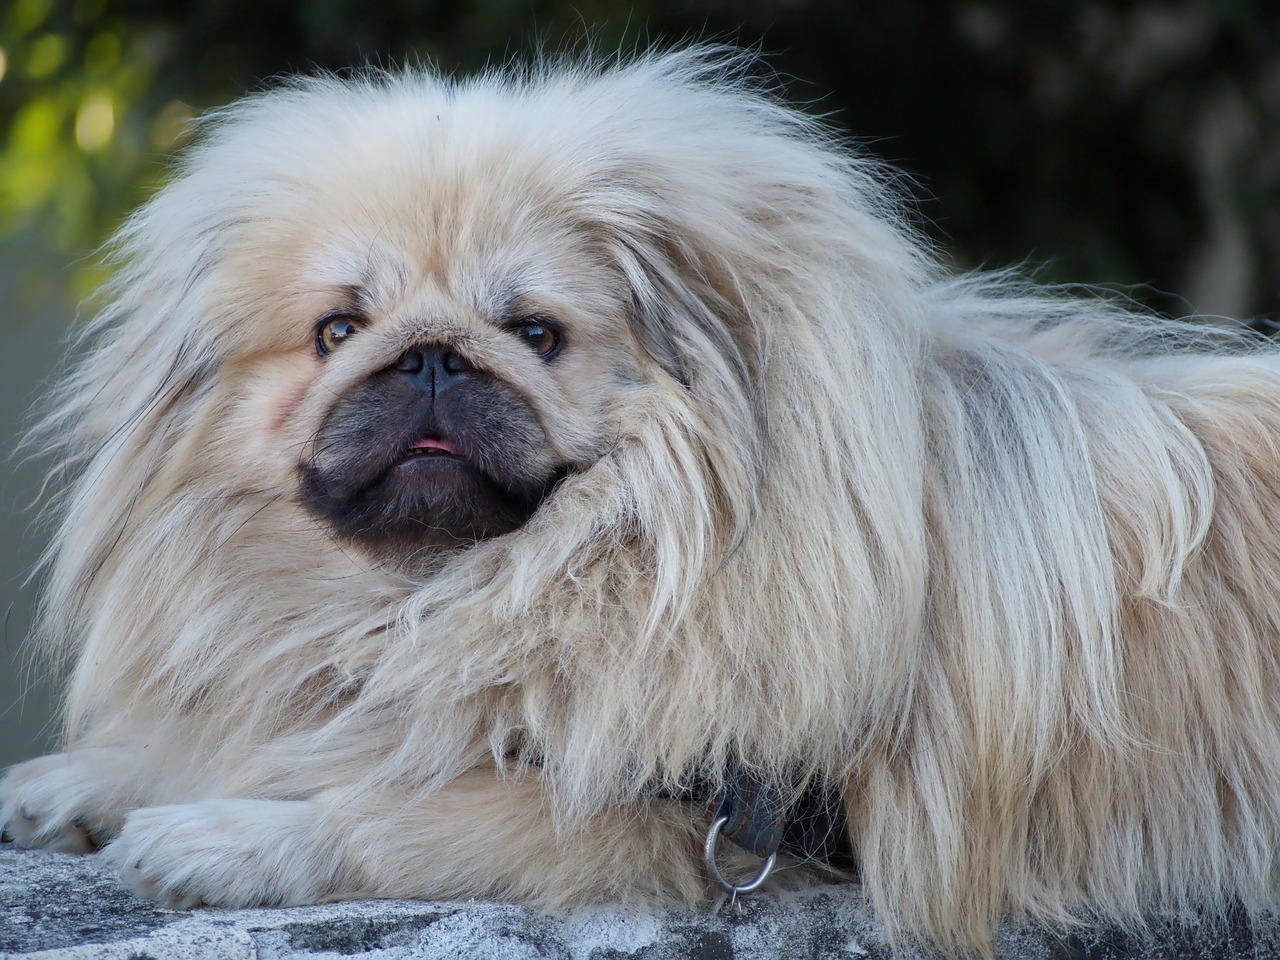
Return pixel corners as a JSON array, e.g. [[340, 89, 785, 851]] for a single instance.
[[1, 844, 1274, 959]]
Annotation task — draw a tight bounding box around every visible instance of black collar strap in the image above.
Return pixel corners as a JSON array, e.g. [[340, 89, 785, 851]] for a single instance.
[[713, 771, 786, 858], [523, 754, 857, 893]]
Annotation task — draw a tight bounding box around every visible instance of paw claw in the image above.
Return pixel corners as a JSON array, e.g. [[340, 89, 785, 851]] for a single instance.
[[165, 886, 205, 909], [0, 750, 134, 852]]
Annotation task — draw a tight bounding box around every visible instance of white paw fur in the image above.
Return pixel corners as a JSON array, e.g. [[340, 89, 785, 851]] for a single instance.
[[104, 798, 335, 909]]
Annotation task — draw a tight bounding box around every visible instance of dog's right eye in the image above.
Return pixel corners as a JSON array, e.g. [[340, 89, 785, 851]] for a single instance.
[[508, 318, 563, 359], [316, 316, 361, 357]]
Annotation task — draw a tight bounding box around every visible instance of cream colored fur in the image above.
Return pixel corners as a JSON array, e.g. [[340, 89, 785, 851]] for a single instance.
[[4, 47, 1280, 955]]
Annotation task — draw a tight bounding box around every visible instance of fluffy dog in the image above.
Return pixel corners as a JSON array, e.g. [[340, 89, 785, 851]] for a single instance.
[[5, 47, 1280, 954]]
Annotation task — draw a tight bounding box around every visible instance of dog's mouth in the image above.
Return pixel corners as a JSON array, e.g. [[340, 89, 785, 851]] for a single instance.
[[399, 435, 461, 462]]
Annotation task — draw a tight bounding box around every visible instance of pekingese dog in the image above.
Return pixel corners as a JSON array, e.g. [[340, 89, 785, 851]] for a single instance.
[[5, 46, 1280, 955]]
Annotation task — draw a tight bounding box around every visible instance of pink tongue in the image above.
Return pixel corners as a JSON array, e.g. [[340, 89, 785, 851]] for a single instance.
[[411, 436, 459, 455]]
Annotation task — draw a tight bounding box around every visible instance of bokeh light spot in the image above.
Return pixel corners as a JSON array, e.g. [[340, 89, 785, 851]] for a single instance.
[[75, 91, 114, 151]]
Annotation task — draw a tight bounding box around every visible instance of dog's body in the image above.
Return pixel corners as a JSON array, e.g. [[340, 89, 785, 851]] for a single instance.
[[5, 48, 1280, 953]]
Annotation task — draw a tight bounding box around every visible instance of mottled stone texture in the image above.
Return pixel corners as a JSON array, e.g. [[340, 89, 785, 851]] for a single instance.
[[1, 844, 1275, 959]]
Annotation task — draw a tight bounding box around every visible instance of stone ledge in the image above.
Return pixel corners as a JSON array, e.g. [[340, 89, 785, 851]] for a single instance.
[[1, 844, 1273, 959]]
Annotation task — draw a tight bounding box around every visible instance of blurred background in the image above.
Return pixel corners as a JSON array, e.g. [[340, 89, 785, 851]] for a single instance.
[[2, 0, 1278, 767]]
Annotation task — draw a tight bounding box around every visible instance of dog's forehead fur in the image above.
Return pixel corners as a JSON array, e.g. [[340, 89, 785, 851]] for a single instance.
[[128, 57, 917, 367], [206, 118, 633, 361]]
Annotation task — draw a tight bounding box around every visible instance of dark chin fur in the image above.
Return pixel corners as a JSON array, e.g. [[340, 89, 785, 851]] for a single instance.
[[298, 368, 569, 552]]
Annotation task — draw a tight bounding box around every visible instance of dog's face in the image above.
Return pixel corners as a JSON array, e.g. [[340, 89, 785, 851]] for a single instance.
[[204, 138, 664, 560], [297, 313, 571, 549], [77, 74, 766, 576]]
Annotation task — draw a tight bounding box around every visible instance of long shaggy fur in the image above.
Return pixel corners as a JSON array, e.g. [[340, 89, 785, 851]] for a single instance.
[[5, 46, 1280, 954]]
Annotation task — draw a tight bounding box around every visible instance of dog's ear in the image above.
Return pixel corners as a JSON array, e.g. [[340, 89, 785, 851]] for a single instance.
[[627, 286, 693, 389], [621, 231, 760, 398], [597, 216, 772, 577]]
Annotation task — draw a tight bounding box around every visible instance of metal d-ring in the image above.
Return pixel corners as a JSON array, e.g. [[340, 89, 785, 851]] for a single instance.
[[703, 814, 777, 895]]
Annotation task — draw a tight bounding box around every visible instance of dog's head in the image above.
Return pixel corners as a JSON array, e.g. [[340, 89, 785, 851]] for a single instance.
[[111, 56, 842, 563], [46, 48, 920, 603]]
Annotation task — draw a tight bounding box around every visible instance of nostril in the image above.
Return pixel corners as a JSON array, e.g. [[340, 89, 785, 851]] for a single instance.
[[395, 350, 424, 374], [442, 350, 470, 375]]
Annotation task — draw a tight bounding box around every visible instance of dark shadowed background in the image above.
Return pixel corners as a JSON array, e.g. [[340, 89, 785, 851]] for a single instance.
[[2, 0, 1278, 768]]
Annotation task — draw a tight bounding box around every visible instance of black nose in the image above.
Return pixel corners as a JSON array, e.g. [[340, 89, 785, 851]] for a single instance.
[[394, 344, 473, 394]]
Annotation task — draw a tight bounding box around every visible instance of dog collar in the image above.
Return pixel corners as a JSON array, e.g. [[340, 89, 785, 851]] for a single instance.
[[698, 768, 856, 896]]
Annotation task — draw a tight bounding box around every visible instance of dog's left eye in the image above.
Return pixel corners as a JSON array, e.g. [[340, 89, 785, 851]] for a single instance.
[[509, 319, 562, 359], [316, 315, 362, 357]]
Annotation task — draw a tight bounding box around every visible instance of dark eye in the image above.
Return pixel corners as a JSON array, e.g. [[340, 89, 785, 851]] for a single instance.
[[510, 318, 562, 359], [316, 315, 361, 357]]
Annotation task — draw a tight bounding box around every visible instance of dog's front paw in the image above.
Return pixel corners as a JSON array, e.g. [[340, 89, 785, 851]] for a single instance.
[[104, 798, 331, 908], [0, 751, 134, 853]]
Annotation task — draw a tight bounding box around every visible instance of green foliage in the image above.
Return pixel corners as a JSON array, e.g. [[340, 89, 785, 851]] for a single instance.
[[2, 2, 168, 297]]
